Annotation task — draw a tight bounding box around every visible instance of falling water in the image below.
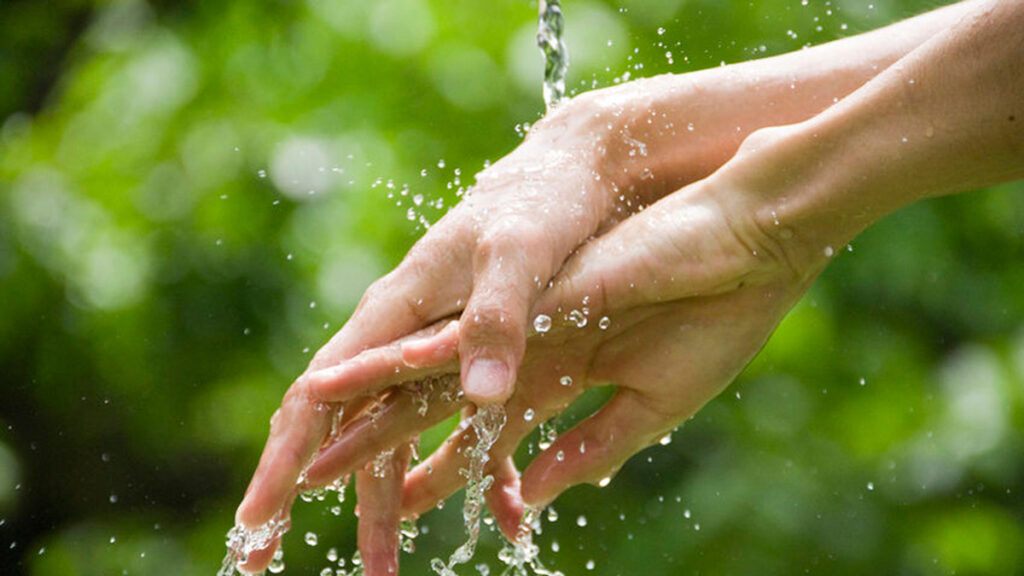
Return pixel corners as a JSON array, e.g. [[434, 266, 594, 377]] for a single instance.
[[218, 511, 292, 576], [222, 5, 572, 574], [431, 405, 507, 575], [537, 0, 569, 110]]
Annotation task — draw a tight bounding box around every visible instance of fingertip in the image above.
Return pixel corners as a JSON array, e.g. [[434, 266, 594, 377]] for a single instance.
[[401, 321, 460, 368], [520, 471, 555, 510], [486, 458, 526, 542], [520, 447, 574, 509], [235, 494, 268, 529], [303, 368, 339, 401], [236, 537, 279, 574], [462, 358, 515, 405]]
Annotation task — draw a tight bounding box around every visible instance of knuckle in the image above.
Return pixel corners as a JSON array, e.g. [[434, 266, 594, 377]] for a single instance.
[[356, 269, 432, 325], [476, 218, 548, 261], [475, 226, 523, 263], [357, 274, 392, 309]]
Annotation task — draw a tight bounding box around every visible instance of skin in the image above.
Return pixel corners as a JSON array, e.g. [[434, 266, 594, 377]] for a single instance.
[[230, 0, 1024, 573]]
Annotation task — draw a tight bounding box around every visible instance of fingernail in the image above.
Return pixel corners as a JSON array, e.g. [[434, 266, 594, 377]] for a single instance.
[[464, 358, 510, 404], [400, 338, 432, 367], [306, 365, 346, 394]]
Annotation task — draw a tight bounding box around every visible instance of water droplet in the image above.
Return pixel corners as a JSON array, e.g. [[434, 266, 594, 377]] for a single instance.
[[559, 376, 573, 387], [659, 433, 672, 446], [867, 482, 875, 491], [555, 450, 565, 462], [257, 169, 267, 178], [546, 507, 559, 522], [576, 515, 588, 527], [598, 476, 611, 488], [437, 159, 446, 169], [586, 560, 595, 570], [859, 378, 866, 386], [533, 314, 552, 333], [269, 548, 286, 574], [823, 245, 835, 258], [109, 494, 118, 504], [568, 309, 587, 328], [524, 409, 535, 422], [598, 316, 611, 330]]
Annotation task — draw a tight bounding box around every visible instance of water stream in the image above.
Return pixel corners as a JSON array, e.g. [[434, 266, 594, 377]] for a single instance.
[[220, 3, 573, 574], [537, 0, 570, 110], [430, 405, 507, 575]]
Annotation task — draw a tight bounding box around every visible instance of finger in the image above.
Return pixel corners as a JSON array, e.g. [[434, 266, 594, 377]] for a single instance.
[[306, 321, 460, 403], [236, 381, 333, 527], [234, 490, 296, 574], [311, 232, 471, 371], [402, 320, 460, 367], [356, 443, 412, 576], [302, 380, 464, 488], [236, 536, 280, 574], [484, 456, 526, 543], [459, 222, 561, 405], [521, 388, 673, 508]]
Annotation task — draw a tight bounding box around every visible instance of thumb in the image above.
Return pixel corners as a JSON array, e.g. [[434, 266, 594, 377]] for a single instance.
[[459, 275, 532, 405], [459, 236, 547, 404]]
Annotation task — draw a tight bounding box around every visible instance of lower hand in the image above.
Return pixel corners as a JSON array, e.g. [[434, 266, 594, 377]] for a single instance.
[[303, 130, 828, 519]]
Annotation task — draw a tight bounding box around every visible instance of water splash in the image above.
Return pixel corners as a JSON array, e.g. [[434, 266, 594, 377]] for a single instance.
[[537, 0, 569, 110], [497, 507, 564, 576], [431, 405, 507, 575], [218, 511, 292, 576], [403, 373, 463, 417]]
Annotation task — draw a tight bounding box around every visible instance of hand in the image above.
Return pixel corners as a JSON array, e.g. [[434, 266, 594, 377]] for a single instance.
[[301, 130, 830, 518]]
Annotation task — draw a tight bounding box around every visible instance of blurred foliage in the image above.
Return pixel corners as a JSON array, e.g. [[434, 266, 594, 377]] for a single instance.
[[1, 0, 1023, 575]]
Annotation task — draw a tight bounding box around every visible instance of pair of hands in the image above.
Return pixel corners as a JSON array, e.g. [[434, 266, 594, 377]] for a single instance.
[[233, 78, 827, 574], [233, 0, 999, 567]]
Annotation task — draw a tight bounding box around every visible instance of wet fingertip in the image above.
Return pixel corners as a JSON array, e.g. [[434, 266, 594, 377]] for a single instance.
[[306, 366, 352, 401], [399, 339, 433, 368], [234, 495, 260, 527], [237, 538, 278, 574], [401, 325, 459, 367], [462, 358, 514, 405], [520, 468, 558, 510]]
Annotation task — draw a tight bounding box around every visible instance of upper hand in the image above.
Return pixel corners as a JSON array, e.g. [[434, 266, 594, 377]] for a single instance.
[[302, 129, 832, 516]]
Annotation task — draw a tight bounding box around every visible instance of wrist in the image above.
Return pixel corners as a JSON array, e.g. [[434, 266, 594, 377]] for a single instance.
[[711, 121, 906, 283]]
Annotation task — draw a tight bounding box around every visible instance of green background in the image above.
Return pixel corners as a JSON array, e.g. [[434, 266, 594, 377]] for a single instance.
[[1, 0, 1023, 574]]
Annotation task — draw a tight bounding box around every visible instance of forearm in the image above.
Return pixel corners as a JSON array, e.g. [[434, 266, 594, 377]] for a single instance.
[[740, 0, 1023, 275], [570, 0, 979, 201]]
